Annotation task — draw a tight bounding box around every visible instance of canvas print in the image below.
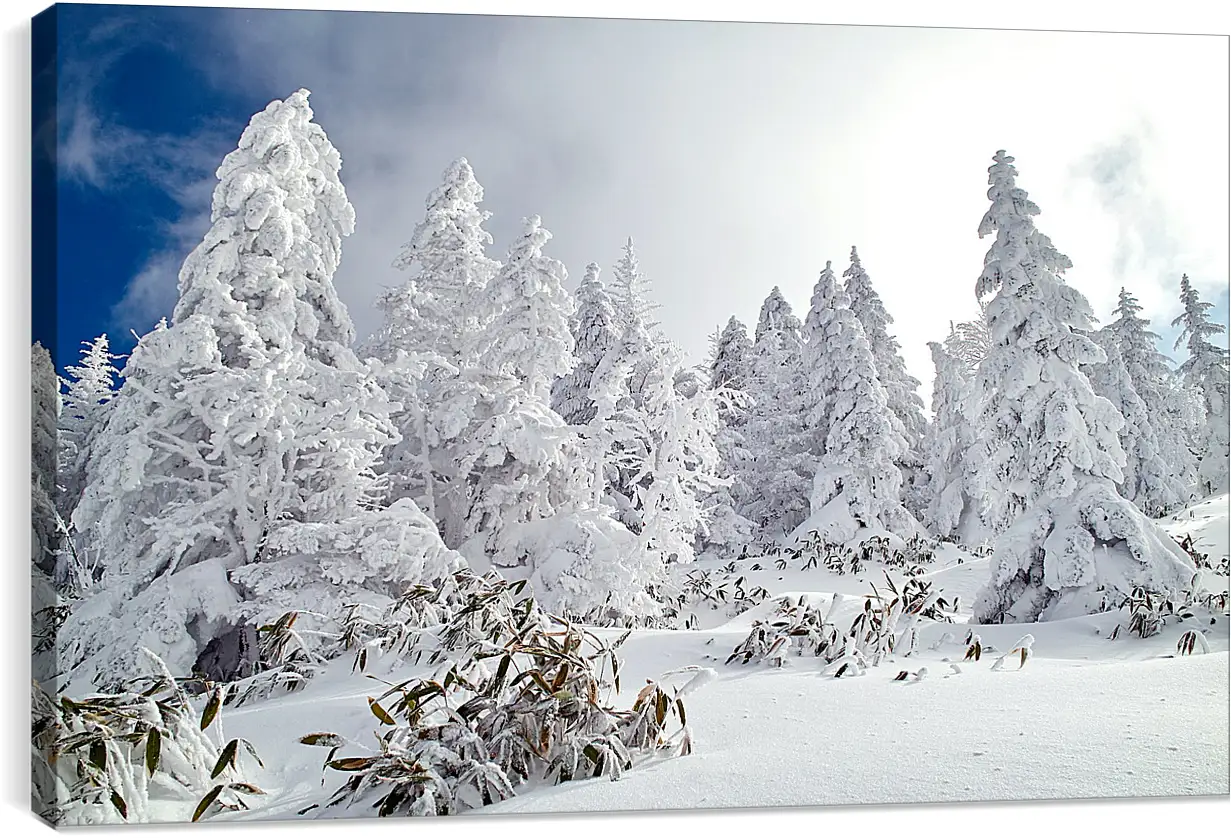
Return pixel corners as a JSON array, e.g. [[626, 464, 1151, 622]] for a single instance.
[[29, 2, 1230, 827]]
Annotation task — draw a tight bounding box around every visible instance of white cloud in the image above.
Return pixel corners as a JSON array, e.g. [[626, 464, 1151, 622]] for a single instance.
[[116, 9, 1228, 401]]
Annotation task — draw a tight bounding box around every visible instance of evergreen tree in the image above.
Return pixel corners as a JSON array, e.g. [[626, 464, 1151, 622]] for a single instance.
[[739, 288, 813, 537], [923, 340, 980, 541], [57, 333, 119, 521], [843, 246, 929, 462], [475, 215, 575, 401], [800, 261, 916, 545], [608, 237, 668, 411], [31, 342, 61, 576], [550, 263, 619, 426], [62, 90, 461, 691], [363, 158, 501, 526], [1106, 286, 1199, 496], [1083, 329, 1187, 517], [968, 151, 1192, 625], [451, 216, 588, 562], [1172, 274, 1230, 495], [710, 316, 753, 391]]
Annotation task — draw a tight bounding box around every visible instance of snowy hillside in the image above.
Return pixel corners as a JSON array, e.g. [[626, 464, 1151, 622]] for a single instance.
[[80, 495, 1222, 825]]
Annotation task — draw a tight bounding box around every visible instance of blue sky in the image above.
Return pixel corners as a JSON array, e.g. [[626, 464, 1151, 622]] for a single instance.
[[34, 3, 1229, 392]]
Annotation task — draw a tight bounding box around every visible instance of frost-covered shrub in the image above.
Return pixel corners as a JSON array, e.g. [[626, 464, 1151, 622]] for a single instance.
[[727, 573, 956, 670], [302, 571, 709, 817], [32, 650, 262, 826]]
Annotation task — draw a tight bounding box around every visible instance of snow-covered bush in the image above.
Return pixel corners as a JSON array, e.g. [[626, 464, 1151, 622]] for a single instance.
[[32, 650, 262, 826], [301, 570, 708, 817]]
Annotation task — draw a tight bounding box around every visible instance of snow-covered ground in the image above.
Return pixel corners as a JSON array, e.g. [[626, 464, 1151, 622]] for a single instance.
[[188, 496, 1231, 823]]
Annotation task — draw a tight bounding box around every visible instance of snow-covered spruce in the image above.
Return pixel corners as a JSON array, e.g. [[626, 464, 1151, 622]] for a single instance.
[[61, 90, 462, 692], [968, 150, 1194, 624], [1083, 328, 1187, 517], [796, 261, 918, 546], [700, 317, 756, 555], [923, 340, 980, 542], [709, 316, 753, 391], [1106, 286, 1199, 502], [1172, 274, 1230, 496], [362, 157, 500, 525], [57, 333, 120, 522], [738, 287, 814, 537], [31, 342, 61, 577], [843, 246, 929, 477], [550, 262, 619, 426]]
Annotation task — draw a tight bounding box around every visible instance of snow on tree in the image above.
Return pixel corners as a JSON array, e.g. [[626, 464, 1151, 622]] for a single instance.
[[609, 236, 662, 337], [701, 317, 756, 554], [362, 157, 501, 524], [797, 261, 917, 546], [475, 215, 575, 402], [407, 218, 581, 558], [57, 333, 119, 521], [710, 316, 753, 391], [843, 246, 929, 461], [1106, 286, 1199, 496], [739, 288, 814, 537], [944, 298, 992, 377], [60, 90, 462, 691], [551, 262, 619, 426], [1083, 328, 1188, 517], [922, 340, 980, 541], [754, 285, 800, 343], [968, 151, 1193, 625], [1172, 274, 1230, 495], [31, 342, 61, 576]]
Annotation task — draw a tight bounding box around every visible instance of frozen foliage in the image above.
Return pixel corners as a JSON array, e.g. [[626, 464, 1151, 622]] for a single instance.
[[1172, 274, 1230, 496], [923, 341, 979, 541], [31, 342, 61, 575], [798, 262, 917, 545], [739, 288, 814, 536], [1083, 329, 1187, 517], [364, 158, 500, 521], [475, 215, 575, 402], [710, 316, 753, 391], [315, 570, 702, 817], [843, 247, 928, 468], [969, 151, 1194, 624], [32, 651, 263, 826], [1107, 286, 1199, 496], [58, 334, 120, 521], [551, 263, 618, 426], [944, 300, 992, 377], [62, 90, 456, 690]]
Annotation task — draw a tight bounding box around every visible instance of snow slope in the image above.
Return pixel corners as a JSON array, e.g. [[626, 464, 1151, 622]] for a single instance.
[[157, 497, 1231, 823]]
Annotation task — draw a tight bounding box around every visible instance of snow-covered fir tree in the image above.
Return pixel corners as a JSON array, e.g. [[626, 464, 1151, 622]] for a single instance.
[[923, 340, 980, 542], [475, 215, 575, 401], [608, 237, 669, 411], [1083, 328, 1187, 517], [450, 216, 588, 561], [550, 262, 619, 426], [700, 316, 756, 554], [1105, 286, 1199, 499], [1172, 274, 1230, 495], [61, 90, 462, 691], [362, 158, 501, 528], [739, 288, 814, 537], [799, 261, 917, 545], [968, 151, 1193, 625], [57, 333, 119, 521], [843, 246, 929, 472], [31, 342, 61, 576], [710, 316, 753, 391]]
